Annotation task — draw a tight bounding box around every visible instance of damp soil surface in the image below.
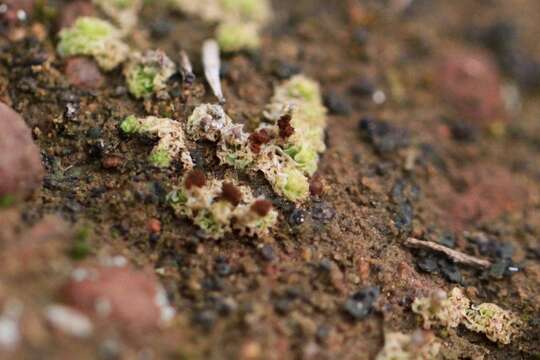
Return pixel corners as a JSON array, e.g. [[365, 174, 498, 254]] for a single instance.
[[1, 0, 539, 359]]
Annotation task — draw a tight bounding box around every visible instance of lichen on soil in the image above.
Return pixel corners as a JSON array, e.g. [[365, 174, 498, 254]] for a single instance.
[[1, 0, 539, 359]]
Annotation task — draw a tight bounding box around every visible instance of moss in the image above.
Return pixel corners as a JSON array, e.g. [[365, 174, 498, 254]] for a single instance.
[[57, 17, 128, 70], [217, 21, 260, 52]]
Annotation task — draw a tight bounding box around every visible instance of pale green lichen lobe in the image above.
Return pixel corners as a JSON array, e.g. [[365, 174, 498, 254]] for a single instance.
[[120, 115, 192, 168], [57, 17, 129, 70], [412, 287, 520, 344], [124, 50, 176, 98]]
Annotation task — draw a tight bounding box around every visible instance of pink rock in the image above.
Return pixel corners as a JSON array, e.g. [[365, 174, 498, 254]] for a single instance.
[[62, 262, 174, 332], [65, 57, 105, 90], [439, 165, 527, 230], [0, 102, 44, 199], [437, 50, 506, 126]]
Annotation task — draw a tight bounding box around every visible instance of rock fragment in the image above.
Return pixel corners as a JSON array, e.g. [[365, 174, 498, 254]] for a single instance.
[[0, 103, 44, 200]]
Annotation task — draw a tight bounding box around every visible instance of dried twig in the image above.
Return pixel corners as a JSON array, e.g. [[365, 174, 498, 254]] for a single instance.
[[179, 50, 195, 85], [404, 237, 491, 269], [202, 39, 225, 104]]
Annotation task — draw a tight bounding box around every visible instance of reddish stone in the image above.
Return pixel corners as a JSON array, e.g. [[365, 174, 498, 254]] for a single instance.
[[147, 218, 161, 234], [57, 0, 95, 30], [437, 50, 506, 126], [101, 155, 123, 169], [439, 166, 527, 230], [0, 215, 70, 275], [1, 0, 35, 24], [0, 102, 44, 198], [65, 57, 105, 90], [62, 263, 173, 331]]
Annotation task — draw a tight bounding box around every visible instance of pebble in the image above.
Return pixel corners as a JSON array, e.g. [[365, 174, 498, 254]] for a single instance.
[[272, 61, 301, 80], [0, 102, 44, 199], [62, 263, 175, 331], [65, 57, 105, 90], [45, 305, 93, 338], [323, 91, 352, 115], [343, 286, 380, 321], [437, 50, 506, 125], [310, 202, 336, 224], [349, 78, 375, 97], [289, 208, 306, 226], [147, 218, 161, 234], [358, 117, 410, 154], [101, 155, 123, 170], [260, 244, 276, 262]]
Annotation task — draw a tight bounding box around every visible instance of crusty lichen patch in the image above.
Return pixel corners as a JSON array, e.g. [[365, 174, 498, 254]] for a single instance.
[[375, 330, 441, 360], [120, 115, 192, 168], [57, 17, 129, 71], [186, 75, 326, 203], [93, 0, 142, 33], [412, 287, 521, 344], [167, 170, 277, 239], [171, 0, 272, 52], [123, 50, 176, 99]]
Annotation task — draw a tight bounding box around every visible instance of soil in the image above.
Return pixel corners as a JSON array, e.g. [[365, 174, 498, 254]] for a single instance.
[[1, 0, 539, 359]]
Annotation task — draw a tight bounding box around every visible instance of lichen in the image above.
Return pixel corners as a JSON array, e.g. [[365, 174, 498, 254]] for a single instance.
[[375, 331, 441, 360], [412, 288, 469, 330], [57, 17, 129, 71], [216, 21, 260, 52], [93, 0, 142, 33], [463, 303, 521, 345], [119, 115, 192, 168], [172, 0, 272, 52], [412, 288, 521, 344], [167, 171, 277, 239], [185, 75, 326, 203], [124, 50, 176, 98]]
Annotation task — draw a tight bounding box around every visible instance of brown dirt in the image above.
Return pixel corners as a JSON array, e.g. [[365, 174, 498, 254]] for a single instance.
[[0, 0, 539, 359]]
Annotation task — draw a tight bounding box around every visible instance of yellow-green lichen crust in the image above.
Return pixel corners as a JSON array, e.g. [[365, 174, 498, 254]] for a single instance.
[[57, 17, 129, 70]]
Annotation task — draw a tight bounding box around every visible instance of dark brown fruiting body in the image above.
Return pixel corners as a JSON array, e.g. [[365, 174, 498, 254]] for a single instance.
[[309, 175, 324, 196], [248, 129, 271, 154], [251, 199, 273, 217], [278, 114, 295, 139], [184, 170, 207, 189], [220, 182, 242, 206]]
